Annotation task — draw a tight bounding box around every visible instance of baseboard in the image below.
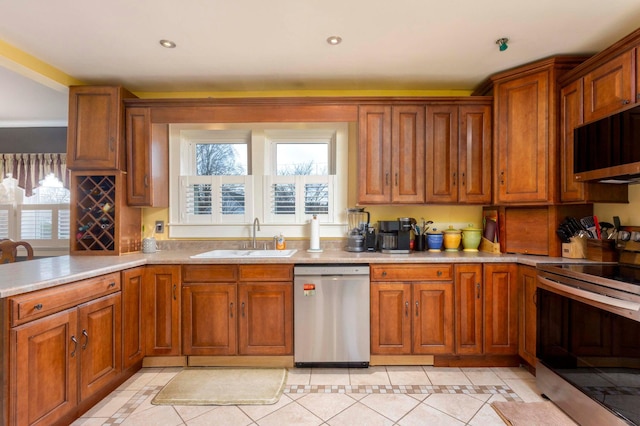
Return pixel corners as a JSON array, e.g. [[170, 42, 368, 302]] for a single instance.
[[188, 356, 294, 368], [142, 356, 188, 367], [370, 355, 435, 366]]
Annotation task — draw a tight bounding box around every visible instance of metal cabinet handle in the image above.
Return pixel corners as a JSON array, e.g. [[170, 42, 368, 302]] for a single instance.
[[230, 302, 234, 318], [173, 284, 177, 300], [476, 283, 481, 299], [241, 302, 245, 317], [109, 136, 115, 152], [453, 172, 457, 186], [395, 172, 398, 186], [385, 172, 389, 185], [34, 303, 43, 311], [437, 270, 442, 277], [405, 301, 409, 317], [500, 171, 505, 185], [71, 336, 78, 357], [382, 271, 387, 277], [622, 99, 631, 105], [82, 329, 89, 350], [144, 174, 149, 188], [108, 282, 116, 288], [461, 172, 465, 187], [415, 301, 419, 317]]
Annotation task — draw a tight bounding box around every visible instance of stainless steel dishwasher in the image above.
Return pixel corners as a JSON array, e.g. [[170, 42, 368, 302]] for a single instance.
[[294, 264, 370, 368]]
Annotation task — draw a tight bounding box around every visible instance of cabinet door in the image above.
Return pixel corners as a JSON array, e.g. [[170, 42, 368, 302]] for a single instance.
[[560, 80, 585, 202], [77, 293, 122, 401], [412, 282, 454, 354], [454, 264, 483, 355], [518, 265, 537, 366], [12, 309, 78, 426], [495, 71, 550, 203], [370, 282, 411, 354], [458, 104, 492, 204], [125, 107, 152, 206], [182, 283, 237, 355], [583, 50, 634, 123], [125, 108, 169, 207], [237, 282, 293, 355], [358, 105, 392, 203], [67, 86, 128, 170], [426, 105, 458, 203], [121, 267, 144, 369], [144, 266, 181, 356], [484, 264, 518, 354], [392, 105, 425, 203]]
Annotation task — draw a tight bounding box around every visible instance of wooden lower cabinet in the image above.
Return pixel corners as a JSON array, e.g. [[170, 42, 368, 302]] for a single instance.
[[121, 267, 145, 369], [12, 308, 79, 426], [144, 265, 181, 356], [484, 264, 519, 354], [181, 264, 293, 356], [454, 264, 483, 355], [10, 292, 121, 426], [518, 265, 537, 367], [370, 264, 454, 355]]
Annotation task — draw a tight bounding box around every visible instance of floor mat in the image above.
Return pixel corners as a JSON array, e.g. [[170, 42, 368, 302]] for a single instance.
[[152, 367, 287, 406], [491, 401, 577, 426]]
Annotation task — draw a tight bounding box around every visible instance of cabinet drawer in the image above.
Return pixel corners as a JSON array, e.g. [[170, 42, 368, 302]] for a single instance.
[[371, 264, 452, 281], [9, 272, 120, 326], [182, 265, 237, 283], [239, 265, 293, 282]]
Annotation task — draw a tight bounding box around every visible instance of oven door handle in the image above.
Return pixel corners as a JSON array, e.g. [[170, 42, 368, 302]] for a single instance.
[[538, 276, 640, 312]]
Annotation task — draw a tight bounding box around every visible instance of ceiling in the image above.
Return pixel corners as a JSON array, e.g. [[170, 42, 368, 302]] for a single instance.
[[2, 0, 640, 127]]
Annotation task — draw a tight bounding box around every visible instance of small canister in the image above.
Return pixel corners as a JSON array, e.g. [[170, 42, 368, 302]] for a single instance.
[[427, 231, 443, 251], [142, 237, 157, 253], [443, 227, 462, 251]]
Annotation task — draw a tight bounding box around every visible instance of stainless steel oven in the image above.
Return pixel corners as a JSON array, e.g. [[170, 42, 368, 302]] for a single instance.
[[536, 262, 640, 426]]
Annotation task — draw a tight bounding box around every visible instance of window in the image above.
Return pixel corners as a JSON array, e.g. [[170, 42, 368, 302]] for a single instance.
[[0, 173, 70, 253], [169, 123, 348, 238]]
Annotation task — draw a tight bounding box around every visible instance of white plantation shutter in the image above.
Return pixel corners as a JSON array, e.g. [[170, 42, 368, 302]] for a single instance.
[[180, 175, 254, 224], [264, 175, 334, 223], [16, 204, 69, 246], [0, 205, 11, 239]]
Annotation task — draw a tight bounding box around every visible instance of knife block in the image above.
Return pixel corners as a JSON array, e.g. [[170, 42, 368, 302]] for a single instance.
[[586, 239, 618, 262]]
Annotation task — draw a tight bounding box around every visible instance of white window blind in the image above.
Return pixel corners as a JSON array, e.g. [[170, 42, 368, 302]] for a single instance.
[[179, 175, 254, 224], [264, 175, 334, 223]]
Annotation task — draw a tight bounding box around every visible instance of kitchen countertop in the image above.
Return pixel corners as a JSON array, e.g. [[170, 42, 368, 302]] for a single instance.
[[0, 247, 587, 298]]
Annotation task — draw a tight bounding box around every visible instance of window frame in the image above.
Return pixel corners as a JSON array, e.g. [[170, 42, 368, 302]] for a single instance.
[[168, 122, 349, 239]]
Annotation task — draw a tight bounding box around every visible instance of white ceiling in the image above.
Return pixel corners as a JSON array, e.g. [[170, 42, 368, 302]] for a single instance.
[[2, 0, 640, 127]]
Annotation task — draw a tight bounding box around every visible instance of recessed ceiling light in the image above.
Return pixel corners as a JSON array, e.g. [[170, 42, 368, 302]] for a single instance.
[[159, 39, 176, 48], [326, 36, 342, 46]]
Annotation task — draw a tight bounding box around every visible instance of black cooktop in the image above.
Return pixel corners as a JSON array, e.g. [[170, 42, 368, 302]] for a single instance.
[[549, 263, 640, 286]]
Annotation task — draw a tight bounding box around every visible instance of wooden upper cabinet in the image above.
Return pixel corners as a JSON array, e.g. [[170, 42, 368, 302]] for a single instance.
[[559, 80, 628, 203], [426, 103, 491, 204], [67, 86, 135, 171], [358, 105, 425, 204], [583, 49, 635, 123], [125, 107, 169, 207], [391, 106, 425, 203], [358, 105, 392, 203], [495, 70, 551, 204]]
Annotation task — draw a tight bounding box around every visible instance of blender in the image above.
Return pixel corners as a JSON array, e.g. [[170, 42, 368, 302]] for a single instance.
[[346, 208, 370, 252]]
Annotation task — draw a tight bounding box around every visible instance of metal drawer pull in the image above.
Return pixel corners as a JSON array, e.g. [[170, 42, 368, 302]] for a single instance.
[[415, 301, 419, 316], [230, 302, 234, 318], [82, 330, 89, 350], [108, 282, 116, 288], [476, 283, 481, 299], [173, 284, 177, 300], [34, 303, 43, 310], [405, 301, 409, 316], [71, 336, 78, 357], [241, 302, 245, 317]]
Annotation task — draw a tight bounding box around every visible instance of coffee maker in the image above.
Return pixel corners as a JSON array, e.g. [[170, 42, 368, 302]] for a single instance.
[[377, 217, 415, 253], [346, 207, 372, 252]]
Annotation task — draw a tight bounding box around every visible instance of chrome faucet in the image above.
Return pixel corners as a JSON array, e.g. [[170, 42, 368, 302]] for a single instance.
[[252, 217, 261, 248]]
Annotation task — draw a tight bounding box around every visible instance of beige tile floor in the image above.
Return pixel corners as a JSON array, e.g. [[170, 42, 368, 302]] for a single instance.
[[71, 365, 562, 425]]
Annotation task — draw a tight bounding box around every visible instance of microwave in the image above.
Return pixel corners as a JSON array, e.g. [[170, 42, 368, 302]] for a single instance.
[[574, 103, 640, 183]]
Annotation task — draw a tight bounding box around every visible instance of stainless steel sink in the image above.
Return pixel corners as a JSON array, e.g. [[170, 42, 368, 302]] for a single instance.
[[190, 249, 297, 259]]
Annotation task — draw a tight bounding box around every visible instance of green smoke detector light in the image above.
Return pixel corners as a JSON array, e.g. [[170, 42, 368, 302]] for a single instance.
[[496, 38, 509, 52]]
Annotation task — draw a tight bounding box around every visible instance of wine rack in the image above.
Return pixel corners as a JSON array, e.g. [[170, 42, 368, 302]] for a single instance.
[[74, 175, 116, 251], [70, 171, 141, 255]]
